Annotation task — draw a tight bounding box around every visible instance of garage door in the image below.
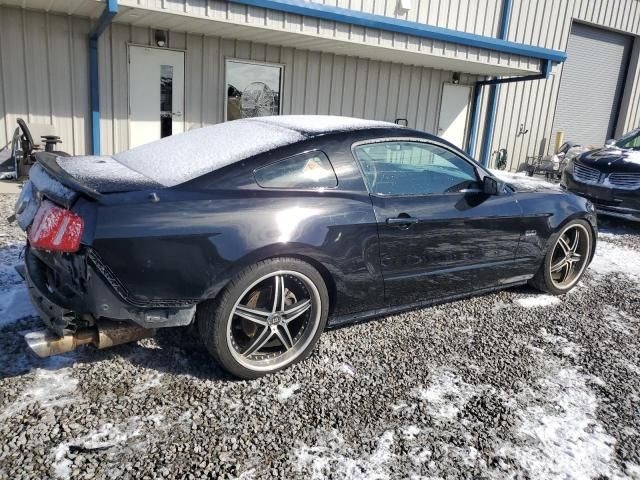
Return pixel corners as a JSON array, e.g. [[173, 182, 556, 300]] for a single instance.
[[552, 23, 632, 148]]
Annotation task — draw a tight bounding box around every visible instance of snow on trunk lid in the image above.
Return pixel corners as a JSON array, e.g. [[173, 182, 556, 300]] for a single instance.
[[56, 156, 162, 193]]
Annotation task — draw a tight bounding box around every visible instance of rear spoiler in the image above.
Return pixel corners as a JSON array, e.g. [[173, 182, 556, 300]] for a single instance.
[[35, 152, 102, 202]]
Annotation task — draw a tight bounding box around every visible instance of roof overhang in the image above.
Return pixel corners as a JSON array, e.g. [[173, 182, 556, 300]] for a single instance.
[[5, 0, 566, 77]]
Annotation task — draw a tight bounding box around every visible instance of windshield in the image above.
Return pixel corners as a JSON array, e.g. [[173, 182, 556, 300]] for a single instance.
[[615, 129, 640, 150]]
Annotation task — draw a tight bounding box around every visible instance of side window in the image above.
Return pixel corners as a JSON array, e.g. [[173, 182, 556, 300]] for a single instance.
[[254, 151, 337, 189], [353, 141, 479, 196]]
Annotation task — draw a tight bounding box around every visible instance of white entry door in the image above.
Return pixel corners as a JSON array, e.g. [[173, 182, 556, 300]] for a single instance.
[[438, 84, 472, 149], [129, 46, 185, 148]]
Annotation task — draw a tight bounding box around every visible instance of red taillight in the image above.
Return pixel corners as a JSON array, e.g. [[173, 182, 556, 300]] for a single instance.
[[28, 200, 84, 252]]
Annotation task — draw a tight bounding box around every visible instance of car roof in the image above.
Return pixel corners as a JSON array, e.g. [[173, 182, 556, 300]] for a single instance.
[[112, 116, 401, 187]]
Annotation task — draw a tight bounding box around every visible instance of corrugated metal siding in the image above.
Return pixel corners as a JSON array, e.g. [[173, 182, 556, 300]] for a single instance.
[[120, 0, 540, 76], [308, 0, 503, 37], [96, 22, 481, 154], [0, 7, 91, 155], [487, 0, 640, 169]]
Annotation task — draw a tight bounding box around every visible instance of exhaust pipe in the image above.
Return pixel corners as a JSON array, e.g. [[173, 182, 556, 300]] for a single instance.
[[25, 320, 155, 358]]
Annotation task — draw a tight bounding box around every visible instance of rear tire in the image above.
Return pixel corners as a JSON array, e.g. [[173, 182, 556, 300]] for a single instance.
[[197, 258, 329, 379], [529, 219, 593, 295]]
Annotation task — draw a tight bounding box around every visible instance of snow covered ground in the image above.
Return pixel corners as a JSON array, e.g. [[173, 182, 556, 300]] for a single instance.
[[1, 192, 640, 479]]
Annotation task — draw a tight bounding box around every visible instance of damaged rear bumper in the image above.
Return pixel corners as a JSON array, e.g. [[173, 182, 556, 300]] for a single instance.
[[18, 247, 196, 336]]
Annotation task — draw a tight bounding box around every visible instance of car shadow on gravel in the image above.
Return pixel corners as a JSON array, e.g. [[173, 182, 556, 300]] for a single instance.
[[0, 316, 236, 383], [122, 326, 238, 382]]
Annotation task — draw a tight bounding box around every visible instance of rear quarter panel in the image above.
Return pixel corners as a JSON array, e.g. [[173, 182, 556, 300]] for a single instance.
[[89, 136, 384, 316]]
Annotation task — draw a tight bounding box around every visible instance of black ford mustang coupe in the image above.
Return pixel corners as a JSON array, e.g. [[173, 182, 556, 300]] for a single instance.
[[15, 116, 597, 378], [563, 128, 640, 221]]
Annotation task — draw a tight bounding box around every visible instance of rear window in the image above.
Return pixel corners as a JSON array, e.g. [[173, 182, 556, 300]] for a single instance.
[[254, 151, 337, 189], [113, 119, 306, 187]]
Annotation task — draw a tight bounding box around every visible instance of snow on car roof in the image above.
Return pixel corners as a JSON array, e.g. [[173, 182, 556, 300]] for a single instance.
[[113, 116, 400, 187], [252, 115, 399, 134]]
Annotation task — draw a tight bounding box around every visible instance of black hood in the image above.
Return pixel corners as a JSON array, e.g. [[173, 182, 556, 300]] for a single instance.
[[577, 148, 640, 174], [491, 170, 563, 193]]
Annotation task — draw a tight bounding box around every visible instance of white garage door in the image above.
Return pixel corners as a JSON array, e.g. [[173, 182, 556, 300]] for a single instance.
[[552, 23, 632, 148]]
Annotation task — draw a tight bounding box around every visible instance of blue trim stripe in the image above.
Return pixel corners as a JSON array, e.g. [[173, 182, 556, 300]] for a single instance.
[[227, 0, 566, 63], [479, 0, 512, 166], [89, 0, 118, 155]]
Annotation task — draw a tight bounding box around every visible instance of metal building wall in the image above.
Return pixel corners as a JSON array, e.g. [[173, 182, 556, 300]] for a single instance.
[[97, 21, 483, 154], [133, 0, 504, 35], [308, 0, 503, 36], [0, 5, 486, 157], [487, 0, 640, 169], [0, 7, 91, 155], [120, 0, 540, 76]]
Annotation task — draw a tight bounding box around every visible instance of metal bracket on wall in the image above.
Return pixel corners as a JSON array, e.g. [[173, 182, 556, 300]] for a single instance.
[[517, 124, 529, 137]]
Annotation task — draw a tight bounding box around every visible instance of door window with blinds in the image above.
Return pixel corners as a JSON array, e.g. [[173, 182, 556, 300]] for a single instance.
[[353, 141, 479, 196], [160, 65, 174, 138], [226, 59, 283, 121]]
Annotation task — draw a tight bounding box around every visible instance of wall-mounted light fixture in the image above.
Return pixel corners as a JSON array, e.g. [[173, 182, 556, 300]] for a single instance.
[[452, 72, 460, 84], [154, 29, 168, 48]]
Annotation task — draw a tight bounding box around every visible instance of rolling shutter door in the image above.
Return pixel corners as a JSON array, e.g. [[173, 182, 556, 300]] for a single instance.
[[552, 23, 632, 148]]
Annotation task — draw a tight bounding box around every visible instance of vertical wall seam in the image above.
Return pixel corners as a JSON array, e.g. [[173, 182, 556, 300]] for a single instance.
[[45, 13, 54, 126], [201, 34, 206, 127], [0, 10, 9, 144], [20, 9, 31, 122], [67, 15, 77, 154]]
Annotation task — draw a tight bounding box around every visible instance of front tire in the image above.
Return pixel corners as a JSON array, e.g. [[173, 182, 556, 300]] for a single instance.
[[197, 258, 329, 379], [529, 219, 593, 295]]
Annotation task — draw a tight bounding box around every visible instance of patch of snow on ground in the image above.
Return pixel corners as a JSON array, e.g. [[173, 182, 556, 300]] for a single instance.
[[515, 295, 561, 309], [502, 366, 620, 480], [590, 240, 640, 279], [413, 370, 478, 420], [52, 420, 144, 479], [21, 356, 78, 408], [132, 371, 164, 393], [295, 430, 394, 480], [277, 384, 300, 401], [603, 305, 637, 336], [539, 328, 581, 359], [0, 355, 78, 422], [0, 285, 35, 326], [499, 331, 635, 479], [337, 362, 356, 376], [401, 425, 420, 439]]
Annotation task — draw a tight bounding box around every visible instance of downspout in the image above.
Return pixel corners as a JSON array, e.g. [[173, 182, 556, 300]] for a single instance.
[[89, 0, 118, 155], [466, 0, 515, 163]]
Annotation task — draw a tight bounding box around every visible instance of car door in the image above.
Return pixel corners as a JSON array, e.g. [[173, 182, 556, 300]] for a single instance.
[[352, 139, 525, 306]]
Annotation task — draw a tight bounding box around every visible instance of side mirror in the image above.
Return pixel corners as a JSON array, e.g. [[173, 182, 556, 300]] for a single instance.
[[605, 139, 616, 148], [483, 175, 500, 195]]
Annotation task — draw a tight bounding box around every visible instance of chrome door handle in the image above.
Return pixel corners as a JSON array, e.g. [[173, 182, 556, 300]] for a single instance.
[[386, 216, 419, 226]]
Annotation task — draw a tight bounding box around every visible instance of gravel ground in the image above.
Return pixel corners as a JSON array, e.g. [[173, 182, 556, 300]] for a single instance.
[[1, 191, 640, 480]]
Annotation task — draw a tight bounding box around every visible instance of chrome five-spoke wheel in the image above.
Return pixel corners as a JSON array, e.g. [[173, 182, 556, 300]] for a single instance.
[[548, 223, 591, 290], [530, 219, 593, 295], [227, 271, 321, 371], [197, 258, 329, 379]]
